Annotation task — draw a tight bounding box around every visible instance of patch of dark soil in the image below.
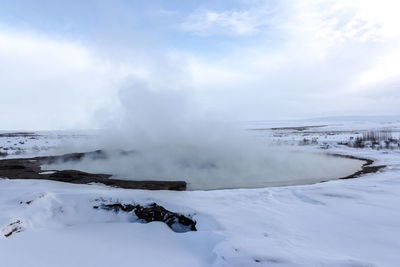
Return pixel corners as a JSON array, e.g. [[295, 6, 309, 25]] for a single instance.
[[3, 220, 23, 237], [94, 202, 196, 233], [49, 170, 112, 183], [328, 153, 386, 179], [250, 125, 328, 131], [341, 165, 386, 179], [0, 164, 26, 170], [0, 132, 38, 138], [0, 151, 186, 190], [19, 193, 46, 205]]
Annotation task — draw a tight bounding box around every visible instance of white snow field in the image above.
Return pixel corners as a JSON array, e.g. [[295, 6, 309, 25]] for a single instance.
[[1, 117, 400, 267]]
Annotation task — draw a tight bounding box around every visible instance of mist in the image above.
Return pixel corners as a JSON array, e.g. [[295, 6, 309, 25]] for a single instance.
[[46, 80, 364, 190]]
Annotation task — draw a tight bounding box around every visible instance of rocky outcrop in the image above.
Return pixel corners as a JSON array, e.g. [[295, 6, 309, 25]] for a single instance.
[[94, 202, 197, 233]]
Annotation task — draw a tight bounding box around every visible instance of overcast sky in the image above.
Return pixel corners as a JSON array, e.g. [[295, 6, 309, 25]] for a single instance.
[[0, 0, 399, 130]]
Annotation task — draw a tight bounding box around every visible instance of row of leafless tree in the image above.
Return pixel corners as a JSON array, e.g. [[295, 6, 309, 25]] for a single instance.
[[350, 130, 399, 149], [362, 130, 393, 142]]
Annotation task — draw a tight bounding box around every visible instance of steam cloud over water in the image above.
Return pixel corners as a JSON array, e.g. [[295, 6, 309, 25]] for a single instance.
[[97, 79, 257, 154], [49, 81, 364, 190]]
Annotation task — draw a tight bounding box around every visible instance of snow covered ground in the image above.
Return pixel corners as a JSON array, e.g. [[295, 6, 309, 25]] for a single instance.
[[1, 117, 400, 267]]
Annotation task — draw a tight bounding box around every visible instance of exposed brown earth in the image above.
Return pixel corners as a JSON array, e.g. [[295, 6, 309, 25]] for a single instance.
[[328, 153, 386, 179], [0, 151, 186, 191]]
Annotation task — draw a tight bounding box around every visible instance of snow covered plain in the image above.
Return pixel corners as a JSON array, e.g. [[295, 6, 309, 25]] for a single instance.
[[1, 117, 400, 267]]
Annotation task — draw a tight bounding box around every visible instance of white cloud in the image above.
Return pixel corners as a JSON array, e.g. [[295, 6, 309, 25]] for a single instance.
[[0, 29, 143, 130], [291, 0, 400, 44], [181, 5, 278, 36], [178, 0, 400, 119]]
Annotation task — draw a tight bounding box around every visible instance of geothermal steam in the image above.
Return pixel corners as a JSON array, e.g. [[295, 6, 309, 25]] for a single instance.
[[48, 81, 363, 190]]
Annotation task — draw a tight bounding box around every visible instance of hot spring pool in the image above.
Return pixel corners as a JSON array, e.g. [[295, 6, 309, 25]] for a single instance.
[[42, 149, 364, 190]]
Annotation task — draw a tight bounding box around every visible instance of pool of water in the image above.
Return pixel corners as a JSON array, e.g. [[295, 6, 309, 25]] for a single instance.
[[43, 149, 364, 190]]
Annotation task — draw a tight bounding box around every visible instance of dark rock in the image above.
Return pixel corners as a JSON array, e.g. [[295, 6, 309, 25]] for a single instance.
[[3, 220, 23, 237], [94, 202, 197, 233]]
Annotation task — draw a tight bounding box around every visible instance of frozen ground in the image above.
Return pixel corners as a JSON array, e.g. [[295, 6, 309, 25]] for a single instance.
[[0, 117, 400, 267]]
